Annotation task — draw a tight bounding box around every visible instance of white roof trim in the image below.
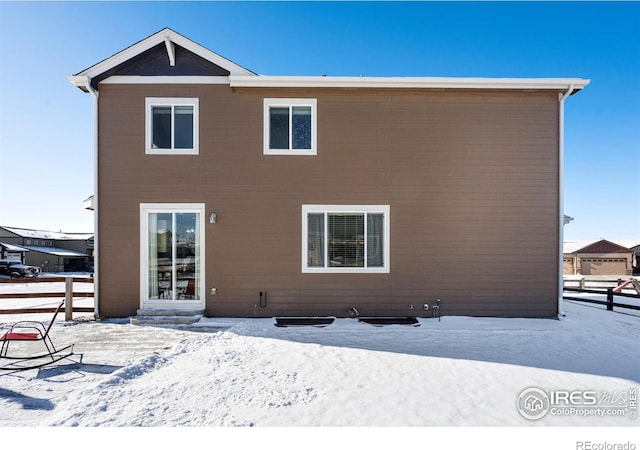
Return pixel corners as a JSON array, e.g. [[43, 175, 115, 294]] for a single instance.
[[73, 28, 254, 80], [0, 242, 30, 252], [70, 28, 589, 95], [164, 36, 176, 67], [229, 75, 590, 92], [23, 246, 88, 257], [68, 75, 90, 90]]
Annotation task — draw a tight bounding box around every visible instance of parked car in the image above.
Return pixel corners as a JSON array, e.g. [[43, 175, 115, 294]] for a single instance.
[[0, 259, 40, 278], [0, 259, 16, 275]]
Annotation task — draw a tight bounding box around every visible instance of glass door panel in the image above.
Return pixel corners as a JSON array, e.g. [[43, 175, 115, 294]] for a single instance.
[[176, 212, 199, 301], [146, 210, 201, 302], [148, 212, 173, 300]]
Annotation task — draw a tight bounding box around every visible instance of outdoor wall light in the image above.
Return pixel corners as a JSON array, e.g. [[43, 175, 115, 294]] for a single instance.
[[209, 212, 217, 224]]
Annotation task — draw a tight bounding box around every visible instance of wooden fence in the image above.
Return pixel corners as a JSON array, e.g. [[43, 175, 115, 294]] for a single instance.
[[563, 287, 640, 312], [563, 277, 640, 291], [0, 277, 94, 320]]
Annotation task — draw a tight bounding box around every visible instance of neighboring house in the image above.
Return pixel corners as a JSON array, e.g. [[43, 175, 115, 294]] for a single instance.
[[563, 239, 635, 276], [0, 226, 93, 272], [0, 242, 29, 263], [69, 28, 589, 319], [631, 244, 640, 275]]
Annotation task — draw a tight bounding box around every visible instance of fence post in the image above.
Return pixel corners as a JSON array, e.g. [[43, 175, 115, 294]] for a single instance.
[[607, 288, 613, 312], [65, 277, 73, 321]]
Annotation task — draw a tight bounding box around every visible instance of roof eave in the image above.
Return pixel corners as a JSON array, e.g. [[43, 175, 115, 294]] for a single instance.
[[229, 75, 590, 92], [68, 75, 91, 92]]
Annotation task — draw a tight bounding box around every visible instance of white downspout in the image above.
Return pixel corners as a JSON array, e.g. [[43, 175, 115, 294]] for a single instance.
[[558, 84, 574, 319], [85, 77, 100, 318]]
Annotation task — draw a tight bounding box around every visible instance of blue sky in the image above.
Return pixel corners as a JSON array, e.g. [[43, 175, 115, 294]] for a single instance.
[[0, 1, 638, 243]]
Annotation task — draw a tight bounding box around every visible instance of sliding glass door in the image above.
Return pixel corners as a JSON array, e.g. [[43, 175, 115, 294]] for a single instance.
[[141, 204, 204, 309]]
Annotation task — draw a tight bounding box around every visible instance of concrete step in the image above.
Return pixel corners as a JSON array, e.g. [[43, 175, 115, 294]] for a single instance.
[[130, 315, 203, 325], [130, 309, 204, 325], [136, 308, 204, 317]]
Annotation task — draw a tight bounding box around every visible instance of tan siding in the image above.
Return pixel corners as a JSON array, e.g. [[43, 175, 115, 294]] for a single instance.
[[97, 84, 560, 318]]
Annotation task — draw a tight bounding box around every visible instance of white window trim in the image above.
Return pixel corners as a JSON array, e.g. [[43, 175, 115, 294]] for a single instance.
[[263, 98, 317, 155], [302, 204, 390, 274], [145, 97, 199, 155], [139, 203, 205, 310]]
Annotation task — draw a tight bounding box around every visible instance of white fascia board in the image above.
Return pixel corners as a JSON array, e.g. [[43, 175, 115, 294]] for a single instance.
[[74, 29, 171, 78], [74, 28, 254, 80], [230, 75, 590, 92], [68, 75, 91, 91], [167, 30, 254, 76]]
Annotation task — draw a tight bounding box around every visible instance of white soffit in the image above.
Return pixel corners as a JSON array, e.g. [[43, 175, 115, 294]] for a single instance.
[[229, 75, 590, 92]]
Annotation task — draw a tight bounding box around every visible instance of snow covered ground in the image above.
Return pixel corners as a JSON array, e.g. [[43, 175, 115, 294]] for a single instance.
[[1, 287, 639, 448]]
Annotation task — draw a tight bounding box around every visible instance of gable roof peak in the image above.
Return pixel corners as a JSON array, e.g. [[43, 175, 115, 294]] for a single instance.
[[69, 27, 255, 92], [575, 239, 632, 254]]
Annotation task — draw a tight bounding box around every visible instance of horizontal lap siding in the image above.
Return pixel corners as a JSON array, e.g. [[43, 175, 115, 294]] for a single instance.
[[97, 85, 559, 318]]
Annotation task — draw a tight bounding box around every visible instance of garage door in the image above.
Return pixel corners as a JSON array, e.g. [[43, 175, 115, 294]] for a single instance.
[[580, 258, 627, 276], [563, 258, 574, 274]]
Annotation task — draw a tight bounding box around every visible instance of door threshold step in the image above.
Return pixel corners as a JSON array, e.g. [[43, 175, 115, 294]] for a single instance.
[[130, 313, 203, 326], [135, 309, 204, 317], [130, 315, 202, 325]]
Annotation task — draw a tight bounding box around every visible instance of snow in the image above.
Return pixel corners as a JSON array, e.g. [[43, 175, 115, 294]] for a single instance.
[[0, 226, 93, 241], [563, 239, 640, 253], [21, 245, 89, 257], [1, 296, 639, 448]]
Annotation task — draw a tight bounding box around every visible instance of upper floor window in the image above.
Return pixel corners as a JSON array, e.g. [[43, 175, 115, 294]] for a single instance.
[[145, 98, 199, 155], [264, 98, 317, 155]]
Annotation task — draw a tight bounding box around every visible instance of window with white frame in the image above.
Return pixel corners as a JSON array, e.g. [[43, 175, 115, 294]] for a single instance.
[[264, 98, 317, 155], [146, 98, 199, 154], [302, 205, 390, 273]]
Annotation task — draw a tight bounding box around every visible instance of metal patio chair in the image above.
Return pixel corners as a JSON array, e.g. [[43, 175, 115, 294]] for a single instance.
[[0, 300, 74, 371]]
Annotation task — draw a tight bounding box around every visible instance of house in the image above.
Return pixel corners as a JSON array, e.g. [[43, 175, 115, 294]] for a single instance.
[[524, 395, 545, 414], [631, 244, 640, 275], [0, 226, 93, 272], [0, 242, 29, 263], [564, 239, 635, 276], [68, 28, 589, 319]]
